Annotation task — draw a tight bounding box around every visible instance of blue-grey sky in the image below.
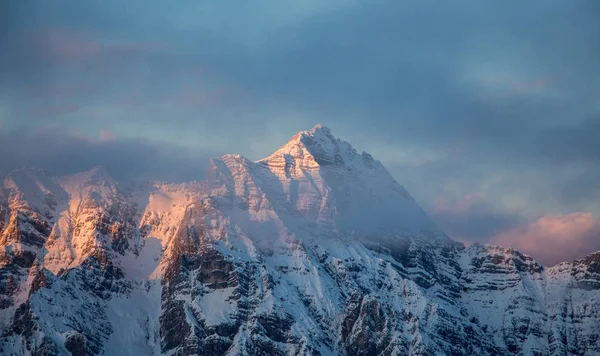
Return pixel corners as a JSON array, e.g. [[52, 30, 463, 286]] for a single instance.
[[1, 0, 599, 264]]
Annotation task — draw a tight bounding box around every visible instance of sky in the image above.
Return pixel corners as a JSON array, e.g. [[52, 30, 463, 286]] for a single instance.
[[1, 0, 599, 265]]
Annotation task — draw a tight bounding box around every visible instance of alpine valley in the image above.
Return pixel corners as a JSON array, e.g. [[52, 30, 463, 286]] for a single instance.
[[1, 125, 599, 355]]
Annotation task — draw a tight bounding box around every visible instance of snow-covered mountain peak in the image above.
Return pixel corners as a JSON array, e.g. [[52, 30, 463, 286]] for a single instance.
[[57, 166, 115, 195], [241, 125, 438, 235], [60, 166, 113, 186], [3, 167, 52, 191], [2, 168, 66, 211], [258, 124, 368, 168]]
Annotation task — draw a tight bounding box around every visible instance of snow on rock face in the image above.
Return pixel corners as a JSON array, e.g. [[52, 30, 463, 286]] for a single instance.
[[1, 125, 600, 355], [256, 124, 438, 236], [2, 168, 68, 214]]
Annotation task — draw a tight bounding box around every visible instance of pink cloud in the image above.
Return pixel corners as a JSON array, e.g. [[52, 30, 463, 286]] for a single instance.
[[511, 76, 554, 93], [429, 194, 600, 265], [28, 103, 79, 119], [485, 75, 555, 95], [431, 193, 600, 265], [28, 29, 101, 62], [98, 129, 117, 142], [491, 212, 600, 266], [23, 28, 170, 67]]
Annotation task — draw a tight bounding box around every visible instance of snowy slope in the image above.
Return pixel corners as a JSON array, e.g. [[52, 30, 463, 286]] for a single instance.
[[1, 125, 599, 355]]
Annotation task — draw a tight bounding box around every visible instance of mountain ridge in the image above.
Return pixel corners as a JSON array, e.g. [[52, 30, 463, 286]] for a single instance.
[[1, 125, 599, 355]]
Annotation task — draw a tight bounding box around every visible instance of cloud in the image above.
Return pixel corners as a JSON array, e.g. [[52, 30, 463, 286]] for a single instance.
[[510, 77, 554, 94], [484, 75, 555, 96], [429, 193, 524, 244], [169, 86, 242, 110], [20, 28, 169, 66], [492, 213, 600, 266], [535, 116, 600, 165], [32, 28, 102, 62], [20, 82, 96, 100], [98, 128, 117, 142], [28, 103, 79, 119], [0, 24, 175, 102], [429, 193, 600, 265], [116, 89, 143, 106], [0, 126, 215, 182]]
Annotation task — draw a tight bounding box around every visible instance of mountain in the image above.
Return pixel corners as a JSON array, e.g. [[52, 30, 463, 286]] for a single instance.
[[1, 125, 599, 355]]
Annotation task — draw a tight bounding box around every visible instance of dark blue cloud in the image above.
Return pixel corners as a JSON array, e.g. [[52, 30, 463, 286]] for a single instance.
[[0, 126, 216, 182]]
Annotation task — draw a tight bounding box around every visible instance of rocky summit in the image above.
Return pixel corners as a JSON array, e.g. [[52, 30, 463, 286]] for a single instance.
[[0, 125, 599, 355]]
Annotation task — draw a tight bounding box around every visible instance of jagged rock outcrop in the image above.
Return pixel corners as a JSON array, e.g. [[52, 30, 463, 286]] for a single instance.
[[0, 125, 599, 355]]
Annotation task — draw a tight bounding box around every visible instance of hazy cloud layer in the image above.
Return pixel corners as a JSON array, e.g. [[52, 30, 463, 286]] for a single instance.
[[0, 126, 215, 182], [428, 192, 600, 265], [430, 193, 525, 244], [492, 213, 600, 266], [1, 1, 600, 263]]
